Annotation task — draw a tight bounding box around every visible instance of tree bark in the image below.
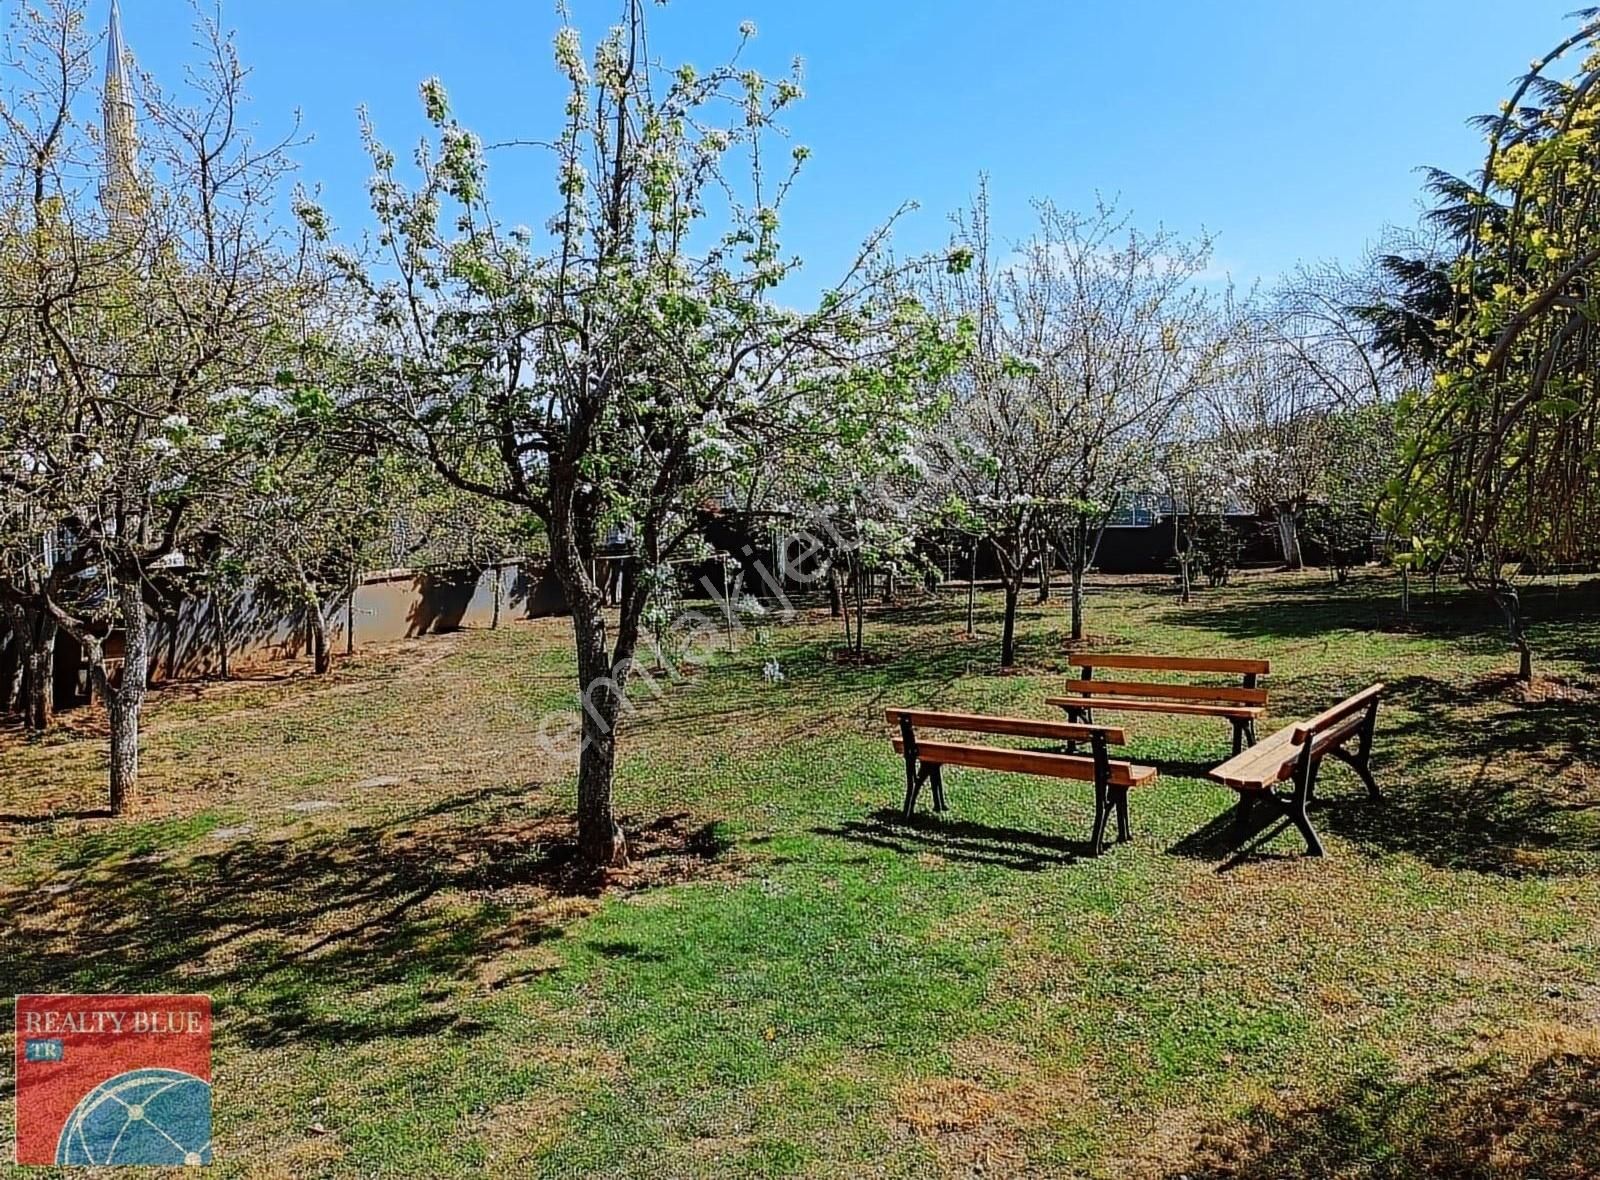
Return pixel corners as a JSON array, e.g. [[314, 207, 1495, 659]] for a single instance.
[[1492, 581, 1534, 682], [1174, 512, 1192, 606], [828, 560, 843, 618], [1000, 579, 1020, 668], [1035, 534, 1053, 603], [25, 613, 57, 732], [572, 605, 627, 865], [0, 618, 19, 715], [309, 603, 330, 675], [107, 580, 150, 815], [212, 592, 231, 679], [4, 604, 32, 721], [854, 558, 866, 656], [1069, 515, 1090, 642], [1276, 506, 1304, 569]]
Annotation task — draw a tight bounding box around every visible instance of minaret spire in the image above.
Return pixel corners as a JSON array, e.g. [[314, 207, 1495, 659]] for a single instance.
[[100, 0, 141, 226]]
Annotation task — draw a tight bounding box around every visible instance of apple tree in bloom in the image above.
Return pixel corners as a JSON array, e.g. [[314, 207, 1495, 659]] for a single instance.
[[338, 1, 961, 864]]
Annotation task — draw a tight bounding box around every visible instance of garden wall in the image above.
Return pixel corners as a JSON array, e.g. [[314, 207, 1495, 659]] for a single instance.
[[145, 561, 567, 681]]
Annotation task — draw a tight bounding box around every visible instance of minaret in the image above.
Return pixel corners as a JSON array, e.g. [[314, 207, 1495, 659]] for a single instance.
[[100, 0, 141, 226]]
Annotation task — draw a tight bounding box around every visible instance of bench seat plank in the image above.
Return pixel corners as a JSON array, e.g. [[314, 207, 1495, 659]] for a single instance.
[[1069, 653, 1271, 676], [1208, 722, 1302, 788], [1048, 695, 1264, 720], [892, 739, 1157, 788], [884, 709, 1128, 746], [1060, 679, 1268, 705]]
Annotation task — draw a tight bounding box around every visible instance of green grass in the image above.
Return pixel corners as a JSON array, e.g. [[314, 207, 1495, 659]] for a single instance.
[[3, 570, 1599, 1177]]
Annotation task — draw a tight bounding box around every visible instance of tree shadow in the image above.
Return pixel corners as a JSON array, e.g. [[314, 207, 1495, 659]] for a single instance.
[[1315, 673, 1600, 876], [1168, 575, 1600, 675], [0, 792, 734, 1050], [1171, 1049, 1600, 1178], [814, 808, 1099, 872]]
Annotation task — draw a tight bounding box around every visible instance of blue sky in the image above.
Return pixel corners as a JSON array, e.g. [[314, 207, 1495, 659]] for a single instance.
[[116, 0, 1579, 292]]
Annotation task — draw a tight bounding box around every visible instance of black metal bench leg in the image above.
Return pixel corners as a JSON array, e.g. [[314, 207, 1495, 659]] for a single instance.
[[1288, 750, 1326, 856], [1063, 706, 1083, 754], [930, 764, 948, 813], [1289, 797, 1325, 856], [1089, 777, 1110, 856], [902, 765, 921, 819], [1232, 719, 1245, 756], [1113, 786, 1131, 843], [899, 715, 919, 817]]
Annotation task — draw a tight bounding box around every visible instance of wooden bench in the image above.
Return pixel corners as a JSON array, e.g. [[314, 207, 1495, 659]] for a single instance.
[[886, 709, 1158, 856], [1207, 684, 1383, 856], [1046, 653, 1271, 754]]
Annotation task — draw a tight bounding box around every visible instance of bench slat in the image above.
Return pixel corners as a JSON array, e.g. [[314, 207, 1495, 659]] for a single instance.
[[1062, 679, 1268, 705], [891, 739, 1157, 788], [884, 709, 1128, 746], [1047, 695, 1263, 720], [1069, 653, 1271, 676], [1292, 684, 1385, 744], [1210, 722, 1301, 788]]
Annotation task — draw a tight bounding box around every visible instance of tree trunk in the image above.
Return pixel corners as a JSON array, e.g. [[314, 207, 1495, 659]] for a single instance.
[[966, 542, 977, 636], [828, 560, 843, 618], [1069, 515, 1089, 642], [25, 612, 57, 734], [212, 592, 231, 679], [4, 604, 31, 720], [1175, 513, 1192, 606], [572, 600, 628, 865], [1400, 565, 1411, 618], [310, 606, 330, 674], [1492, 581, 1534, 683], [1, 621, 19, 715], [1000, 579, 1020, 669], [854, 559, 866, 657], [1276, 507, 1304, 569], [1035, 534, 1052, 604], [107, 580, 150, 815]]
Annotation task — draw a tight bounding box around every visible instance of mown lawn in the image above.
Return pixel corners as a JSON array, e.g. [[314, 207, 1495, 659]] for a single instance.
[[3, 570, 1599, 1178]]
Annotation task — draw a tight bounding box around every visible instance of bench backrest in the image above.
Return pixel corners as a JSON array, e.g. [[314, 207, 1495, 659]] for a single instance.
[[1291, 684, 1384, 749], [885, 708, 1128, 747], [1062, 679, 1267, 706], [1068, 653, 1270, 677]]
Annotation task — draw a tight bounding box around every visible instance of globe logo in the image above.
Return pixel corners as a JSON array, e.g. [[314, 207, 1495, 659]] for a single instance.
[[55, 1068, 212, 1166]]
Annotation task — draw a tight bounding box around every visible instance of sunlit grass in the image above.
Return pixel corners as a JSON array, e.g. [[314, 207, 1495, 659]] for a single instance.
[[2, 571, 1598, 1177]]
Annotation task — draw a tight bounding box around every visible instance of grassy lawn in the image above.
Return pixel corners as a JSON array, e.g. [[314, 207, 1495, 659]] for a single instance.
[[3, 570, 1599, 1178]]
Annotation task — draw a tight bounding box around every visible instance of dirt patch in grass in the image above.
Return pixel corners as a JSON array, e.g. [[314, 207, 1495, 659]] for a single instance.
[[892, 1042, 1091, 1177]]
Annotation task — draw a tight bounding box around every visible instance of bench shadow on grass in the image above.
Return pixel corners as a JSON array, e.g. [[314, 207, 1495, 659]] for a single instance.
[[815, 808, 1100, 871], [0, 787, 732, 1057], [1168, 1048, 1600, 1179]]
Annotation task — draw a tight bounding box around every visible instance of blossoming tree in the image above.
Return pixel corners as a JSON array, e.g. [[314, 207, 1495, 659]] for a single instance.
[[339, 1, 960, 864]]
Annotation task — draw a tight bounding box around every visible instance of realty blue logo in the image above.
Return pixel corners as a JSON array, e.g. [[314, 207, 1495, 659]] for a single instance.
[[54, 1067, 213, 1166]]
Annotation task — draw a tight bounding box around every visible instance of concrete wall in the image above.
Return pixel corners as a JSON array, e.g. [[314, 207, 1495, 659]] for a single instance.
[[147, 561, 567, 681]]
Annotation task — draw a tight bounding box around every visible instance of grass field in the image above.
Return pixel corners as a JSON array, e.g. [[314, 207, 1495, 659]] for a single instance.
[[3, 570, 1599, 1178]]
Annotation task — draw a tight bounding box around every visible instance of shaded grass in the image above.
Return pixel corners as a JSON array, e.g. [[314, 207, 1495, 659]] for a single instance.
[[1, 572, 1598, 1177]]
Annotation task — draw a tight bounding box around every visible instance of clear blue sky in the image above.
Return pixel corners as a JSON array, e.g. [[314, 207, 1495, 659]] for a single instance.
[[118, 0, 1578, 292]]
